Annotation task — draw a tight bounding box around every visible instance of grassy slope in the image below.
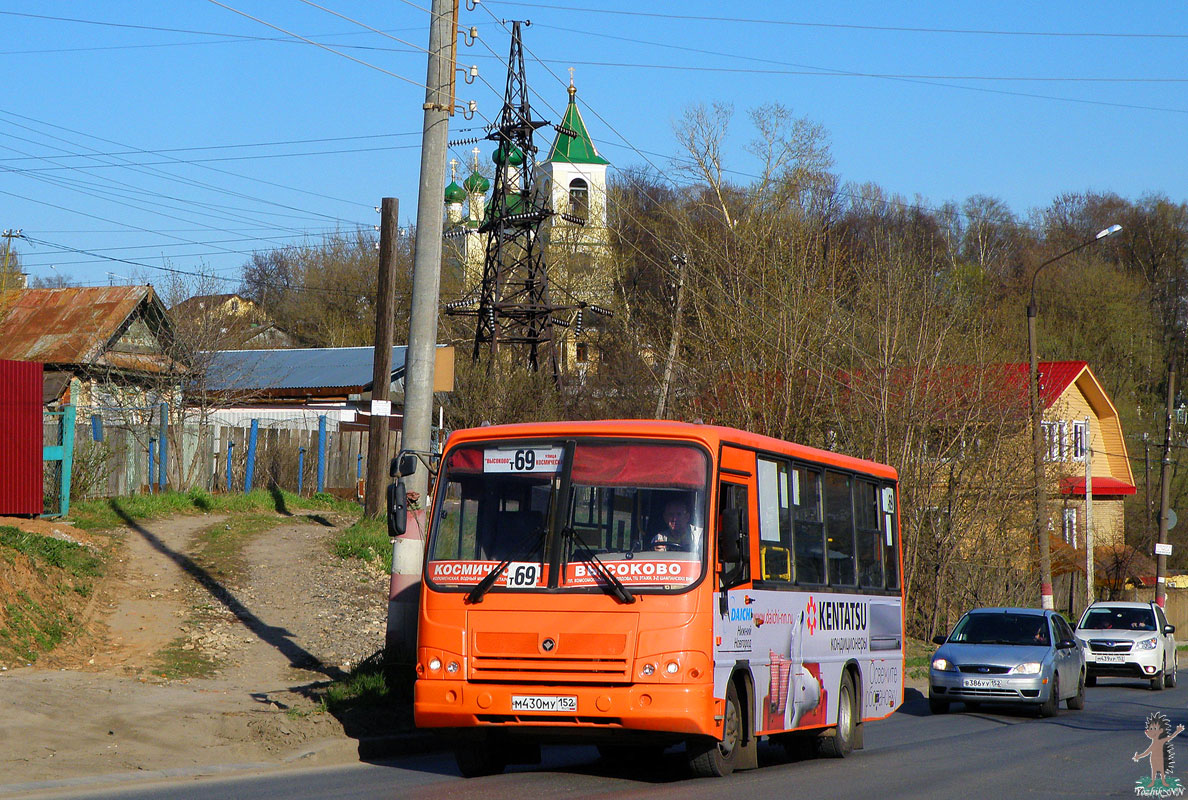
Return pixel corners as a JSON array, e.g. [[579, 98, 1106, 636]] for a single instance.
[[0, 527, 108, 666]]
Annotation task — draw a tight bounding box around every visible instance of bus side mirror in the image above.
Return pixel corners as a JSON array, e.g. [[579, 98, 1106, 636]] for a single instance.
[[390, 452, 417, 478], [717, 508, 743, 563], [387, 479, 407, 537]]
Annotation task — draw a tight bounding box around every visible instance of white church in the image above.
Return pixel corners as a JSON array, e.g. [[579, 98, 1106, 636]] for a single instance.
[[444, 77, 613, 367]]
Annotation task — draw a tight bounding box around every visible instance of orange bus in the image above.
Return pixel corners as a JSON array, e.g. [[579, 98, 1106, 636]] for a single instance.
[[396, 420, 904, 777]]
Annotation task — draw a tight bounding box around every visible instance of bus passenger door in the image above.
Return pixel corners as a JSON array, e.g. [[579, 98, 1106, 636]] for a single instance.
[[714, 477, 753, 656]]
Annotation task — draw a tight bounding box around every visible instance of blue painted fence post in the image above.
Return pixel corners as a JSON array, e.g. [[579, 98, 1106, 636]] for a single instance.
[[245, 419, 259, 492], [226, 441, 234, 491], [158, 402, 168, 491], [59, 404, 75, 516], [148, 437, 156, 493], [298, 447, 305, 495], [91, 414, 103, 442], [316, 415, 327, 494]]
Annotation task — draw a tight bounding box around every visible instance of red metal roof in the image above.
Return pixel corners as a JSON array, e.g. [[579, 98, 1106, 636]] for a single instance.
[[994, 360, 1088, 409], [0, 286, 174, 371], [1059, 476, 1137, 497]]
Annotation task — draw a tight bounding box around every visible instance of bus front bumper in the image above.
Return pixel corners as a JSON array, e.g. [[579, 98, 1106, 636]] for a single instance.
[[414, 680, 720, 738]]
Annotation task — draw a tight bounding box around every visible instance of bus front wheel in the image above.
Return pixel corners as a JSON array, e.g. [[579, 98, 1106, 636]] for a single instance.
[[687, 681, 742, 777], [455, 739, 506, 778], [818, 673, 856, 758]]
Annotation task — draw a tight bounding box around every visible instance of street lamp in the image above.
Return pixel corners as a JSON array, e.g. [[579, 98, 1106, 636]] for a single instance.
[[1027, 223, 1121, 611]]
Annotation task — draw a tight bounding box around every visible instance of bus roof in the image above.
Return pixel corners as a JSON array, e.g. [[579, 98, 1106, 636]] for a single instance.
[[442, 419, 898, 481]]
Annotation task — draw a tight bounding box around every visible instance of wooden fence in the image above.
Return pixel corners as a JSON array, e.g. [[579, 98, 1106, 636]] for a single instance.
[[66, 418, 400, 500]]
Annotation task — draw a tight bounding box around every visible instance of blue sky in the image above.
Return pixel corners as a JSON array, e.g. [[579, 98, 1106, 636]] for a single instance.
[[3, 2, 1187, 290]]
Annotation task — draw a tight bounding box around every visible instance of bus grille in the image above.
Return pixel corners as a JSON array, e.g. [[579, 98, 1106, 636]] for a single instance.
[[471, 655, 630, 683]]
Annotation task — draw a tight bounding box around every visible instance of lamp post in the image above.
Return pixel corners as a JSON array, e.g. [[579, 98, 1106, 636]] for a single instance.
[[1027, 223, 1121, 611]]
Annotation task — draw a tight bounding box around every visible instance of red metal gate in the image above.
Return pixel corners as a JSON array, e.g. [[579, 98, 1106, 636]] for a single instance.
[[0, 359, 43, 514]]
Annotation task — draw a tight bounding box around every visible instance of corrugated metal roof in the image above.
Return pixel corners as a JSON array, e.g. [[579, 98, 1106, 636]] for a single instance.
[[204, 346, 409, 393], [0, 285, 157, 365], [995, 360, 1088, 409]]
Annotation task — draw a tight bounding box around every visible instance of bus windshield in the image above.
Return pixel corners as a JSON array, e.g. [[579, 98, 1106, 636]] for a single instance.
[[426, 440, 709, 593]]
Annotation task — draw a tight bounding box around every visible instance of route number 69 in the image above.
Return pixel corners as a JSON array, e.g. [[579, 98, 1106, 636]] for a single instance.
[[507, 562, 540, 588]]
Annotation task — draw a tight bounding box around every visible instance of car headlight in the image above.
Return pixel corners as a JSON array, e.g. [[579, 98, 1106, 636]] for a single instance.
[[932, 657, 956, 672], [1137, 637, 1159, 651], [1011, 662, 1042, 675]]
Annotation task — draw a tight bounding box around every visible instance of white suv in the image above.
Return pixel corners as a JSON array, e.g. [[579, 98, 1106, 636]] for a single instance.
[[1075, 601, 1177, 690]]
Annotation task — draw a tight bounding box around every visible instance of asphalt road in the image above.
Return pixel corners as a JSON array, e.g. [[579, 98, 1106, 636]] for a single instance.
[[16, 679, 1186, 800]]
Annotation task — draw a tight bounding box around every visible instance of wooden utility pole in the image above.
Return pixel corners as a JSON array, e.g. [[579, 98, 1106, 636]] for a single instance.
[[1156, 352, 1177, 608], [1084, 418, 1094, 605], [364, 198, 399, 518], [655, 253, 687, 419]]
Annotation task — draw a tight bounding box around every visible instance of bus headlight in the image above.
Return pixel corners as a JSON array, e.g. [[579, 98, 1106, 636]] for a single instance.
[[428, 657, 442, 672], [446, 661, 460, 673], [665, 660, 680, 675], [641, 663, 656, 677]]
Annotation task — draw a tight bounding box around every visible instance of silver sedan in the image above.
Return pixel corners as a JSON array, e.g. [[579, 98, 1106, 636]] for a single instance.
[[928, 607, 1086, 716]]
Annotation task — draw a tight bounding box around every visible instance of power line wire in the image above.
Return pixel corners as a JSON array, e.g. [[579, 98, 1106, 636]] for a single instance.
[[486, 3, 1188, 40], [205, 0, 432, 91]]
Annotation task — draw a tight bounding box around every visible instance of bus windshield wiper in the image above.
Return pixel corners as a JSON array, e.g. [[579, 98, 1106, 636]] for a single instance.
[[561, 526, 635, 604], [465, 526, 548, 605]]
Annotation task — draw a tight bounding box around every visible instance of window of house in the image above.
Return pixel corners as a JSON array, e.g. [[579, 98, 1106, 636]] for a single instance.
[[1063, 507, 1078, 548], [568, 178, 589, 218], [1071, 421, 1087, 460], [1042, 421, 1066, 461]]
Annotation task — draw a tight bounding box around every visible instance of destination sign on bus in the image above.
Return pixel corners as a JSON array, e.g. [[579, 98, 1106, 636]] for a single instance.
[[483, 447, 563, 473]]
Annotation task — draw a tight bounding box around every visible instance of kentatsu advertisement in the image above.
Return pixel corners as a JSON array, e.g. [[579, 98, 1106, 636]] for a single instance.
[[714, 589, 904, 733]]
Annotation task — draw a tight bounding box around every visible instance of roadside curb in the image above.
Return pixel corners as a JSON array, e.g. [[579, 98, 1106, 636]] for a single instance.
[[355, 730, 449, 760]]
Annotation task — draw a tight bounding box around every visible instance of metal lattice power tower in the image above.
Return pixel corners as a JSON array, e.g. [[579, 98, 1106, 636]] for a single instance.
[[447, 21, 587, 376]]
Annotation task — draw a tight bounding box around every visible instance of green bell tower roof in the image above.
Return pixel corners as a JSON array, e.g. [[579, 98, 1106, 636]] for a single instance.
[[547, 80, 609, 166]]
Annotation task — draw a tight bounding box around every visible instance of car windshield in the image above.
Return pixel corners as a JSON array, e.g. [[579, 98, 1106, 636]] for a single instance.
[[949, 613, 1050, 646], [426, 440, 709, 593], [1080, 607, 1156, 632]]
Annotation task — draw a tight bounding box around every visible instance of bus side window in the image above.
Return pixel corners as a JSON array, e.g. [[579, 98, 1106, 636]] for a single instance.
[[757, 458, 792, 583], [718, 482, 750, 589], [792, 466, 825, 584], [856, 480, 884, 589], [824, 471, 856, 586], [883, 485, 900, 589]]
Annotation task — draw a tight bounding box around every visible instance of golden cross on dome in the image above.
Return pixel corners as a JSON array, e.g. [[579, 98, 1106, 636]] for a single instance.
[[472, 147, 481, 170], [448, 158, 458, 179], [568, 66, 574, 85]]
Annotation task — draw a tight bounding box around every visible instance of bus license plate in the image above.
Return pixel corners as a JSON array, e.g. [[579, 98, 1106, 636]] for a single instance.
[[963, 678, 1000, 689], [1096, 654, 1125, 664], [511, 695, 577, 712]]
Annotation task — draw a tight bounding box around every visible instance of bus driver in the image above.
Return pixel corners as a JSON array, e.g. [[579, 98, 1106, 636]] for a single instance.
[[648, 498, 694, 552]]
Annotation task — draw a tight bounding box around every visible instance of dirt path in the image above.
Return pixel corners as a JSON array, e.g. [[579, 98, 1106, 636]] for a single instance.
[[0, 512, 391, 794]]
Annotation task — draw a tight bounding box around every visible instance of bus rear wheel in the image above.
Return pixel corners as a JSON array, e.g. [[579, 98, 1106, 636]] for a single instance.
[[455, 740, 506, 778], [819, 673, 856, 758], [687, 682, 742, 777]]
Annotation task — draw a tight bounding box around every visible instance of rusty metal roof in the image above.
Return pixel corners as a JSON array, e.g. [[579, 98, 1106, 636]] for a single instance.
[[0, 285, 164, 366]]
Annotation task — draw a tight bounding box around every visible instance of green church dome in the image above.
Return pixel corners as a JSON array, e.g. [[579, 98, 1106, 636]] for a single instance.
[[492, 144, 524, 167], [463, 170, 490, 193], [444, 181, 466, 203]]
